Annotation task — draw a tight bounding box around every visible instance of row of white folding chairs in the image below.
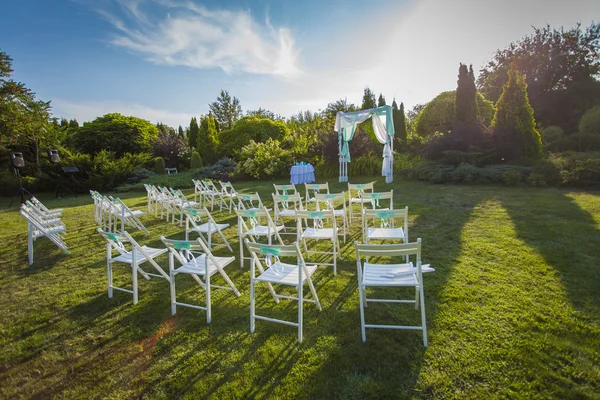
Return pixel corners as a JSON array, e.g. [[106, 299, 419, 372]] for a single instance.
[[144, 184, 199, 226], [20, 197, 70, 265], [90, 190, 148, 233], [192, 179, 237, 213]]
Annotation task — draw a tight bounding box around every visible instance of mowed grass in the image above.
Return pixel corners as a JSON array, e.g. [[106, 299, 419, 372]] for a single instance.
[[0, 177, 599, 399]]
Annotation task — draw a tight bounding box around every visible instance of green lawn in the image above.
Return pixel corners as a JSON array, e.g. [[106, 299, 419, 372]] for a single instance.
[[1, 178, 599, 399]]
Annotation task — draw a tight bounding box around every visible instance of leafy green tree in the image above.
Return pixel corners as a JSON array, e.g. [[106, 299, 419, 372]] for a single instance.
[[323, 98, 357, 118], [378, 94, 386, 107], [415, 91, 495, 137], [478, 23, 600, 131], [188, 117, 199, 149], [578, 105, 600, 135], [455, 64, 479, 126], [492, 67, 542, 160], [177, 125, 184, 139], [72, 113, 159, 157], [190, 151, 203, 169], [219, 116, 290, 159], [69, 119, 79, 128], [209, 90, 242, 131], [246, 108, 282, 120], [361, 87, 377, 110], [206, 113, 219, 164], [0, 49, 60, 175]]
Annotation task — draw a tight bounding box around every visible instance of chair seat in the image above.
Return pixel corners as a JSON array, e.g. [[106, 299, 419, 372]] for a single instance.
[[349, 197, 363, 203], [182, 201, 200, 207], [190, 222, 230, 234], [175, 254, 235, 276], [332, 209, 345, 217], [278, 209, 297, 217], [362, 262, 435, 287], [367, 227, 405, 240], [301, 227, 338, 239], [245, 225, 285, 236], [112, 246, 168, 264], [222, 193, 237, 199], [256, 262, 318, 285], [127, 209, 147, 217]]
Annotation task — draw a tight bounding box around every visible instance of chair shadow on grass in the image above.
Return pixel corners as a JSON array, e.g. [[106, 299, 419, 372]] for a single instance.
[[298, 184, 491, 398], [499, 189, 600, 320]]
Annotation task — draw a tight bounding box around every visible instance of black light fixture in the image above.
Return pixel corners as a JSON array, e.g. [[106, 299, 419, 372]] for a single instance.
[[10, 152, 25, 169], [47, 149, 60, 164]]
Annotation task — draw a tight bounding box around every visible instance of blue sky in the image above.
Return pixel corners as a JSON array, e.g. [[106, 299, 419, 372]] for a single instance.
[[2, 0, 598, 128]]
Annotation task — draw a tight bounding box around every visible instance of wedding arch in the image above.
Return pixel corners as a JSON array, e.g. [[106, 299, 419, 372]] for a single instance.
[[334, 105, 395, 183]]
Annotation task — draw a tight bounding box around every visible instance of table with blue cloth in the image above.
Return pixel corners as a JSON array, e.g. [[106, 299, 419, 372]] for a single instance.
[[290, 164, 315, 184]]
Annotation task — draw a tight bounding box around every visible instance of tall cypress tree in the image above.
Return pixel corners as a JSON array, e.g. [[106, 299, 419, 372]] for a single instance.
[[177, 125, 184, 139], [206, 113, 219, 164], [492, 66, 542, 160], [197, 115, 209, 160], [391, 99, 407, 145], [361, 87, 377, 110], [188, 117, 199, 149], [378, 93, 386, 107], [455, 63, 479, 125]]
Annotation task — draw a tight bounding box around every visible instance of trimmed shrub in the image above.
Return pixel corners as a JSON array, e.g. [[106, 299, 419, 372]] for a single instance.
[[154, 157, 166, 174], [415, 91, 495, 137], [492, 67, 542, 160], [238, 139, 292, 180], [190, 151, 203, 169], [579, 105, 600, 136]]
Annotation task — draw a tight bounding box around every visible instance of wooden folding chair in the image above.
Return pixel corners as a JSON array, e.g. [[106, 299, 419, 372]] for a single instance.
[[272, 192, 304, 236], [236, 207, 284, 268], [218, 181, 238, 213], [295, 209, 340, 275], [20, 205, 70, 265], [304, 182, 330, 209], [348, 182, 375, 224], [314, 192, 348, 243], [183, 207, 232, 252], [354, 239, 435, 346], [245, 240, 322, 343], [161, 236, 241, 323], [97, 229, 169, 304]]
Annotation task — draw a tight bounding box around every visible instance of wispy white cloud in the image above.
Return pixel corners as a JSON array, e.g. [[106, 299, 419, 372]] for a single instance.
[[52, 99, 195, 128], [101, 0, 304, 80]]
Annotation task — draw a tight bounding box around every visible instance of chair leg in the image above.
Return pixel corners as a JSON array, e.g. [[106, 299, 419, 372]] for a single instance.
[[107, 260, 113, 298], [419, 284, 428, 347], [206, 271, 212, 324], [359, 284, 366, 342], [250, 279, 256, 334], [132, 262, 139, 305], [171, 273, 176, 315], [239, 236, 244, 268], [298, 283, 303, 343]]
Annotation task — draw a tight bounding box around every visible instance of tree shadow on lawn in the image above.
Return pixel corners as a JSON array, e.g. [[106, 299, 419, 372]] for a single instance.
[[499, 188, 600, 320]]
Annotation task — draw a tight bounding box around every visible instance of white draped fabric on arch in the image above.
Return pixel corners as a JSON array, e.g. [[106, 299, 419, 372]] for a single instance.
[[334, 105, 395, 183]]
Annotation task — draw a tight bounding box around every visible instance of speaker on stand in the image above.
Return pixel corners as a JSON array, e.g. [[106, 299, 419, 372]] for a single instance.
[[49, 150, 77, 198], [7, 152, 34, 207]]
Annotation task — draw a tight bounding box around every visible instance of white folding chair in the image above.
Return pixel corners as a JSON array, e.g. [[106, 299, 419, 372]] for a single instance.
[[193, 179, 207, 204], [20, 205, 70, 265], [160, 236, 241, 323], [245, 240, 322, 343], [183, 207, 232, 252], [314, 192, 348, 243], [202, 180, 221, 211], [354, 239, 435, 346], [295, 209, 340, 275], [97, 229, 169, 304], [272, 192, 304, 236], [348, 182, 375, 224], [29, 196, 62, 217], [219, 181, 238, 213], [362, 208, 408, 244], [108, 197, 149, 233], [236, 207, 284, 268], [273, 184, 299, 196], [237, 192, 267, 211], [304, 182, 330, 209], [172, 189, 200, 227]]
